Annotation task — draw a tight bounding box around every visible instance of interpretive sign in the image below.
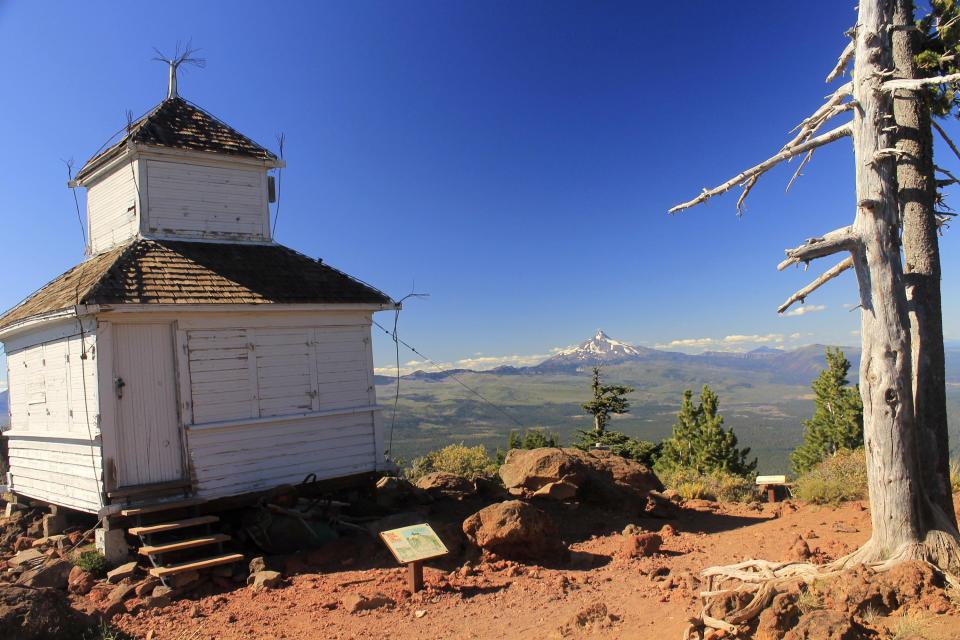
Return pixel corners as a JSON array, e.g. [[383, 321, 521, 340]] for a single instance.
[[379, 523, 449, 564]]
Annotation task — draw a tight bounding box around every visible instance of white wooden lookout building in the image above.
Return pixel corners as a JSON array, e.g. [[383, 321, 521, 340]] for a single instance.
[[0, 74, 396, 541]]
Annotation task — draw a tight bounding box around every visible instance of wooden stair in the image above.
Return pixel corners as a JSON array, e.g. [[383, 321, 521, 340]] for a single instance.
[[148, 553, 246, 578], [120, 497, 207, 517], [138, 534, 231, 556], [129, 516, 220, 536], [123, 499, 243, 586]]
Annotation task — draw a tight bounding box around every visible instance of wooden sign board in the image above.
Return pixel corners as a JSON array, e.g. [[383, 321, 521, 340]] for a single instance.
[[379, 523, 449, 564], [756, 475, 789, 485]]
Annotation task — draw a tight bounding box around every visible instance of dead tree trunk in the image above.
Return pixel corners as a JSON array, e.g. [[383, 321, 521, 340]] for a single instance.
[[892, 0, 956, 529], [671, 5, 960, 628]]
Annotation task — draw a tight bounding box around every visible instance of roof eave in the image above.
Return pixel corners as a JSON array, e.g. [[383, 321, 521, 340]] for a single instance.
[[0, 307, 82, 341]]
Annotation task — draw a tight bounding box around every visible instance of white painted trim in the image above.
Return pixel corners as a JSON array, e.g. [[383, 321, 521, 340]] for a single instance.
[[95, 303, 399, 315], [137, 145, 284, 170], [0, 315, 96, 351], [187, 404, 383, 433], [4, 431, 101, 442], [0, 310, 80, 342], [75, 148, 137, 187], [96, 320, 117, 491]]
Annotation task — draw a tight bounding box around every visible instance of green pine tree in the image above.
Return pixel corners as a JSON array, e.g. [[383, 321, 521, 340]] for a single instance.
[[581, 367, 633, 434], [791, 348, 864, 475], [655, 385, 757, 478]]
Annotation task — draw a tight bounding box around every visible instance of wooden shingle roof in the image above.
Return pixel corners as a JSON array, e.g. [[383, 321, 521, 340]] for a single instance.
[[0, 240, 393, 330], [76, 97, 277, 180]]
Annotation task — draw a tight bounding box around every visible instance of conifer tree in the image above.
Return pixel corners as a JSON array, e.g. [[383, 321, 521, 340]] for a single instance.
[[581, 367, 633, 434], [656, 385, 756, 478], [791, 348, 864, 475]]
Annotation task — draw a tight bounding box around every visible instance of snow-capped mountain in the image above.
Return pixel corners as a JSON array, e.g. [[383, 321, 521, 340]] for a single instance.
[[537, 330, 655, 368]]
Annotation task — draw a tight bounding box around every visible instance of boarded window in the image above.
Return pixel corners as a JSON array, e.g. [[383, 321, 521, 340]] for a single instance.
[[186, 327, 371, 425]]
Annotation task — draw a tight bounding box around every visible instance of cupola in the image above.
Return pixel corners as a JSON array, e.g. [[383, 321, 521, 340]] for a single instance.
[[72, 62, 284, 255]]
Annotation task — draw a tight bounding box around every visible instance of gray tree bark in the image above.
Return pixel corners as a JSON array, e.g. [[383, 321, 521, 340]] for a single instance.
[[892, 0, 956, 529]]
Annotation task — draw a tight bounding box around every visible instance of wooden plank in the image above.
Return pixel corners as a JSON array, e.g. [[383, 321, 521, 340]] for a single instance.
[[107, 479, 191, 499], [138, 534, 230, 556], [148, 553, 245, 577], [128, 515, 219, 536], [119, 497, 206, 517]]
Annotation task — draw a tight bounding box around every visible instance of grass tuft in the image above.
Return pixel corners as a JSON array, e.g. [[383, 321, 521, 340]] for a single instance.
[[793, 448, 867, 505], [658, 468, 756, 503]]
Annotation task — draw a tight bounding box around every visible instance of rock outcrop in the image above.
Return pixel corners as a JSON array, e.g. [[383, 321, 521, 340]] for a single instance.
[[498, 448, 663, 505], [462, 500, 564, 560]]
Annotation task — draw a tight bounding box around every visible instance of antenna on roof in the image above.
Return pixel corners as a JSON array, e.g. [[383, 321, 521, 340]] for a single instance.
[[152, 40, 206, 99]]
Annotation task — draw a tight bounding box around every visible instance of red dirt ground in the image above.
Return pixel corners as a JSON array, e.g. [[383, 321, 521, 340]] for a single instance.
[[108, 497, 960, 640]]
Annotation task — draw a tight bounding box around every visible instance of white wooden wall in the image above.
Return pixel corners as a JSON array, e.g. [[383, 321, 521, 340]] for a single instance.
[[4, 324, 103, 512], [87, 164, 139, 254], [143, 160, 269, 241], [176, 315, 381, 499]]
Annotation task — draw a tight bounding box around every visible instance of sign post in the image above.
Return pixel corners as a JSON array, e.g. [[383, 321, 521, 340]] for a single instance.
[[379, 523, 448, 594]]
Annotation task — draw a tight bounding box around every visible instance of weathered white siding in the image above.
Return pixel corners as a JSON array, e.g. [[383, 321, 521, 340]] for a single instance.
[[87, 165, 139, 254], [143, 160, 269, 241], [187, 411, 377, 498], [185, 325, 371, 424], [180, 321, 379, 498], [5, 329, 103, 513]]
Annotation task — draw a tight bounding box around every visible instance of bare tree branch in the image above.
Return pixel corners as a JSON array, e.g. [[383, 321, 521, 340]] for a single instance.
[[932, 119, 960, 164], [826, 40, 855, 83], [882, 72, 960, 92], [786, 150, 815, 192], [935, 164, 960, 185], [669, 123, 853, 214], [777, 226, 858, 271], [777, 256, 854, 313]]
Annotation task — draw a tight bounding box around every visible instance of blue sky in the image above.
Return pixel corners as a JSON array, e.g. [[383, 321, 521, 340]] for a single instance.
[[0, 1, 958, 382]]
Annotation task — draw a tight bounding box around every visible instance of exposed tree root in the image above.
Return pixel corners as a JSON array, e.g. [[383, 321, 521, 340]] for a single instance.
[[680, 532, 960, 640]]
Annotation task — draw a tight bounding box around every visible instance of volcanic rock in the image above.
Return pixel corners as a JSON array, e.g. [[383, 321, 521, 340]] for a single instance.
[[462, 500, 564, 560]]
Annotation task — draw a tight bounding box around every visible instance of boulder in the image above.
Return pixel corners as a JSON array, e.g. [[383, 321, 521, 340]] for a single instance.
[[8, 548, 44, 569], [620, 533, 662, 559], [67, 566, 95, 595], [462, 500, 564, 560], [106, 561, 138, 584], [498, 448, 662, 506], [247, 570, 283, 590], [134, 576, 160, 597], [783, 610, 873, 640], [340, 592, 395, 613], [414, 472, 475, 499], [756, 593, 800, 640], [0, 584, 90, 640], [16, 559, 72, 590], [500, 448, 587, 493], [531, 480, 578, 501]]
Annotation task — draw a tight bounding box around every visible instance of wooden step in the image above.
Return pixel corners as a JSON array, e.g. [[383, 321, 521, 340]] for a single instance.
[[138, 534, 231, 556], [120, 498, 206, 517], [129, 516, 220, 537], [149, 553, 245, 578]]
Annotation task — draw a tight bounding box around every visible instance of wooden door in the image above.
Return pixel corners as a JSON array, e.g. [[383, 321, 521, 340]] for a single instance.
[[112, 324, 185, 487]]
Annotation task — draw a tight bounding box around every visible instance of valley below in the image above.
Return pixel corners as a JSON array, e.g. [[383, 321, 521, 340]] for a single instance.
[[376, 333, 960, 474]]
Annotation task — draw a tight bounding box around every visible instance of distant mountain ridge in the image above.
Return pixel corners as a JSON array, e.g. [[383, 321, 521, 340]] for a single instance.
[[376, 331, 859, 385]]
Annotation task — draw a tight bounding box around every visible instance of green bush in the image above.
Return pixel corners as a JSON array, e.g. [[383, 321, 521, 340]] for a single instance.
[[951, 459, 960, 493], [71, 550, 107, 577], [571, 429, 660, 466], [405, 443, 498, 482], [793, 448, 868, 505], [659, 467, 756, 502], [507, 428, 560, 450]]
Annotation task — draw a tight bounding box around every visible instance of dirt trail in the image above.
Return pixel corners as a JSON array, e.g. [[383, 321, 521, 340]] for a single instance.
[[108, 497, 960, 640]]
